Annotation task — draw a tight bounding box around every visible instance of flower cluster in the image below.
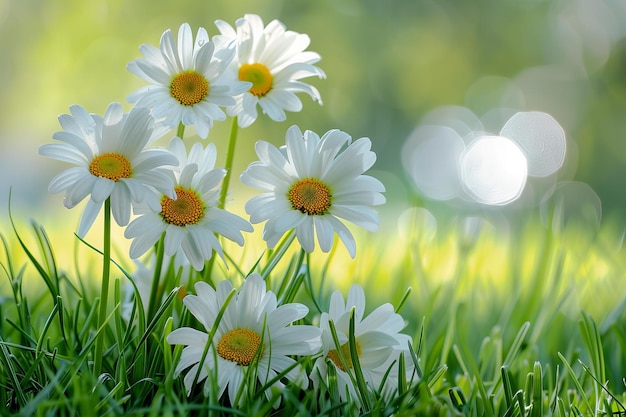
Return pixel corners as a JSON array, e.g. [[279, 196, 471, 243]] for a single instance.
[[39, 14, 413, 410], [167, 275, 413, 406]]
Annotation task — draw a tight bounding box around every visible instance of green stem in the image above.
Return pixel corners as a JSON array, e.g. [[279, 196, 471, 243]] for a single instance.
[[260, 230, 296, 279], [218, 116, 239, 209], [94, 197, 111, 377], [177, 121, 185, 139], [147, 233, 166, 320]]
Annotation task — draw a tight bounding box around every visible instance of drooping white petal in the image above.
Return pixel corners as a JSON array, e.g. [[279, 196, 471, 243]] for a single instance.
[[77, 199, 102, 238]]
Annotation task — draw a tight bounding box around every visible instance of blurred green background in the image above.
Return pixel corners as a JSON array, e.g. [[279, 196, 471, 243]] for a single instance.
[[1, 0, 626, 229]]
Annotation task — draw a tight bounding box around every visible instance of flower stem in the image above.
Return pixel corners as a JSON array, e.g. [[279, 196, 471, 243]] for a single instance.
[[261, 230, 296, 279], [218, 116, 239, 209], [177, 121, 185, 139], [94, 197, 111, 377]]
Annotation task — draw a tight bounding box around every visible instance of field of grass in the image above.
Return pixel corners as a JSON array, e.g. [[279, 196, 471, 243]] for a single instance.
[[2, 1, 626, 415], [1, 200, 625, 417]]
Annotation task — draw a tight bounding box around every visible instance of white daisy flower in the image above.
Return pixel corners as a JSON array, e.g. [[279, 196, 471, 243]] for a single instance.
[[166, 274, 322, 406], [310, 284, 413, 404], [214, 14, 326, 128], [124, 137, 252, 271], [127, 23, 251, 139], [240, 125, 385, 258], [39, 103, 177, 237]]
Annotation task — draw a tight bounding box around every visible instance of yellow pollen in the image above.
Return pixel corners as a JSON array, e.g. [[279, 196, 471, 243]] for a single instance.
[[327, 341, 362, 372], [239, 63, 273, 97], [170, 71, 209, 106], [160, 186, 205, 226], [217, 328, 263, 366], [88, 153, 132, 182], [288, 178, 332, 215]]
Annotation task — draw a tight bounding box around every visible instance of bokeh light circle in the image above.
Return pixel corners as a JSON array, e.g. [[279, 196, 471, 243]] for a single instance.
[[500, 111, 566, 177], [460, 135, 528, 205], [540, 181, 602, 234], [402, 125, 465, 201], [397, 207, 437, 243]]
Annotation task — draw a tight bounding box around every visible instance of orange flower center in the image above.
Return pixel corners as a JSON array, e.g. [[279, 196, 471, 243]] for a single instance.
[[288, 178, 332, 215], [327, 341, 362, 372], [239, 63, 273, 97], [217, 328, 263, 366], [170, 71, 209, 106], [160, 186, 205, 226], [88, 153, 132, 182]]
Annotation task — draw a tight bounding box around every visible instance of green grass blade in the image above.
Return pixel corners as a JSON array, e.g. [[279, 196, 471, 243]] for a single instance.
[[530, 361, 543, 417], [558, 352, 592, 411], [501, 366, 514, 409], [0, 338, 27, 408]]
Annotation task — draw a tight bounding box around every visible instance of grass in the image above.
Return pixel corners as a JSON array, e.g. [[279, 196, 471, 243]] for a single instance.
[[0, 202, 625, 416]]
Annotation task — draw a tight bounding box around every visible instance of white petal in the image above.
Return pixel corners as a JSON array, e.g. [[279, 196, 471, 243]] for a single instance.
[[164, 225, 185, 256], [270, 209, 305, 233], [133, 149, 178, 173], [258, 96, 287, 122], [39, 143, 89, 165], [47, 167, 87, 194], [90, 177, 115, 203], [314, 216, 335, 253], [328, 291, 347, 319], [270, 326, 322, 356], [330, 205, 379, 231], [324, 216, 356, 258], [64, 175, 97, 208], [284, 125, 309, 177], [295, 218, 315, 253], [245, 195, 291, 224], [346, 284, 366, 320], [177, 23, 194, 69], [266, 303, 308, 330], [167, 327, 208, 346], [77, 199, 102, 237]]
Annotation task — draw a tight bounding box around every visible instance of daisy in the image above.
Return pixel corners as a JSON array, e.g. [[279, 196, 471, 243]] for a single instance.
[[166, 274, 322, 406], [39, 103, 177, 237], [310, 284, 413, 404], [124, 137, 252, 271], [240, 125, 385, 258], [127, 23, 251, 139], [213, 14, 326, 128]]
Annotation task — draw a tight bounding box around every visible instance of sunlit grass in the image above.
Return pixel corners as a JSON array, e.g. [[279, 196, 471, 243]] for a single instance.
[[1, 199, 625, 415]]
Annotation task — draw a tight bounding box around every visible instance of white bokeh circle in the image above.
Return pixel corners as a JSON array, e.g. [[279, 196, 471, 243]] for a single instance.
[[402, 125, 465, 201], [500, 111, 566, 177], [460, 135, 528, 205]]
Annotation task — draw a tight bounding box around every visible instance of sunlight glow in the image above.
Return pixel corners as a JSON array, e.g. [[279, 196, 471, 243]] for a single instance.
[[460, 135, 528, 206]]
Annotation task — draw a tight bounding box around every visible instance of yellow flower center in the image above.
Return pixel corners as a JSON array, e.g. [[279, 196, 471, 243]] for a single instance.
[[217, 328, 263, 366], [170, 71, 209, 106], [327, 341, 362, 372], [239, 63, 273, 97], [288, 178, 332, 215], [88, 153, 132, 182], [160, 186, 205, 226]]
